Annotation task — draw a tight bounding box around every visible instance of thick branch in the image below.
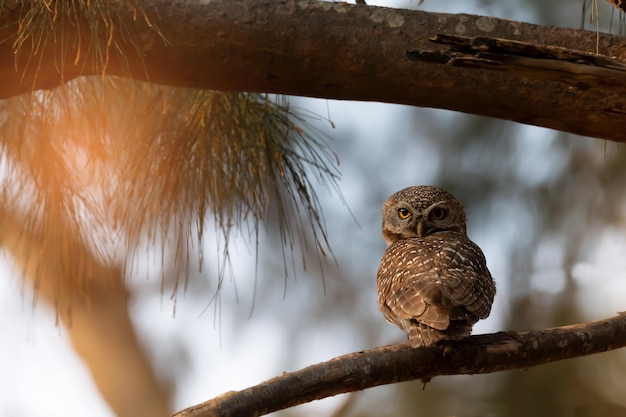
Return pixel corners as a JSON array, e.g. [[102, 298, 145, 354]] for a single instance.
[[174, 313, 626, 417], [1, 1, 626, 140]]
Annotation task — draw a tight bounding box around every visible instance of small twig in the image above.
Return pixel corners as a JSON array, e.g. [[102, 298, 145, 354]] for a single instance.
[[174, 313, 626, 417], [606, 0, 626, 12]]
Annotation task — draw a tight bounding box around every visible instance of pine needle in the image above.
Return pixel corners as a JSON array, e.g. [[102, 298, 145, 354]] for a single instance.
[[0, 76, 341, 309]]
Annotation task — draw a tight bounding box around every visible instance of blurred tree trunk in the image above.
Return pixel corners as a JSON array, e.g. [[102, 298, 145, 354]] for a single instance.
[[0, 207, 171, 417], [0, 0, 625, 140]]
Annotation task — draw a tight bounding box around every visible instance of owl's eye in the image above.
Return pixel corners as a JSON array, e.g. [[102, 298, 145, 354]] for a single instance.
[[430, 207, 447, 220], [397, 208, 412, 220]]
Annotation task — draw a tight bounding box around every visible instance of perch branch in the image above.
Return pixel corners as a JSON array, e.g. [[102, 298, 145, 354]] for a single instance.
[[174, 313, 626, 417]]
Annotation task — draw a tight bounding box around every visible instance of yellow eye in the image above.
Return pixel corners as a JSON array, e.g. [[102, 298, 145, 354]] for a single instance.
[[397, 208, 412, 220], [430, 207, 447, 220]]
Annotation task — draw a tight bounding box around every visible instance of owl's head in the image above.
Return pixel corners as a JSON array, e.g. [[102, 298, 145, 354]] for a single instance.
[[381, 185, 467, 246]]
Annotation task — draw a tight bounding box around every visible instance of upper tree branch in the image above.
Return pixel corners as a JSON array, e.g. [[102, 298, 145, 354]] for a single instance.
[[1, 1, 626, 141], [174, 313, 626, 417]]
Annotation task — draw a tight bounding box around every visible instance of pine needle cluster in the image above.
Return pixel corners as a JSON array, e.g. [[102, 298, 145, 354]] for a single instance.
[[0, 1, 341, 307]]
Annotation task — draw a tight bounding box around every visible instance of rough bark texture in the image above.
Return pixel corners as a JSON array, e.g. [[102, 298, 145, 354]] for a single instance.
[[1, 1, 626, 140], [175, 313, 626, 417]]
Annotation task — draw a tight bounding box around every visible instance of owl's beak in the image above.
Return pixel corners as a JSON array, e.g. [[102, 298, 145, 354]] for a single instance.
[[416, 222, 425, 238]]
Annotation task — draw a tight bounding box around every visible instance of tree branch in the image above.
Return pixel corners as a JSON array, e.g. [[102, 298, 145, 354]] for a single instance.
[[2, 1, 626, 141], [174, 313, 626, 417]]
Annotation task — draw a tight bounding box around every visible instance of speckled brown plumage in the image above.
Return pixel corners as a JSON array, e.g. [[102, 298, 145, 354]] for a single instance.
[[377, 186, 495, 347]]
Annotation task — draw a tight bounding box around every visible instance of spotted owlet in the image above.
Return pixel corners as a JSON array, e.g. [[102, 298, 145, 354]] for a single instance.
[[377, 186, 495, 347]]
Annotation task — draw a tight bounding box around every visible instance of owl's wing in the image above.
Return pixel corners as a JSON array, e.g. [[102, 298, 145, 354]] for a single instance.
[[437, 239, 495, 320], [379, 238, 494, 331]]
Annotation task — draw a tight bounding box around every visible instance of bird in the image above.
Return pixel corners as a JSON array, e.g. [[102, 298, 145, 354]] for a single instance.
[[376, 185, 495, 347]]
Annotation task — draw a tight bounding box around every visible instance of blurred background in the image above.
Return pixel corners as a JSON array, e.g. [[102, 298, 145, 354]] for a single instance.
[[1, 0, 626, 416]]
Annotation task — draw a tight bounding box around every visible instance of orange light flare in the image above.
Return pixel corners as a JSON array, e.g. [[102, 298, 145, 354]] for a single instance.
[[1, 77, 235, 301], [0, 78, 161, 271]]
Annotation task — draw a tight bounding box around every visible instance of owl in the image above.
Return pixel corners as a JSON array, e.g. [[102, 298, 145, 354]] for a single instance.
[[376, 186, 495, 347]]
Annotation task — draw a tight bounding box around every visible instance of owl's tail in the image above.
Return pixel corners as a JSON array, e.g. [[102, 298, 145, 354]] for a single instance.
[[408, 320, 472, 347]]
